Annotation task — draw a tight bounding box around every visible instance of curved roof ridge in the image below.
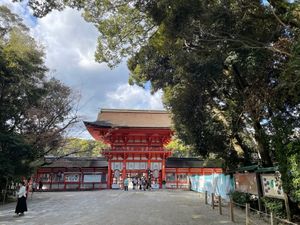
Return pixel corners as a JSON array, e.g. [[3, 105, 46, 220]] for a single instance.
[[85, 108, 173, 128], [100, 108, 169, 113]]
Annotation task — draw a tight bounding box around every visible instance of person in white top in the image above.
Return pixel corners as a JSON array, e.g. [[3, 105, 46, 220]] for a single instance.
[[15, 181, 27, 216]]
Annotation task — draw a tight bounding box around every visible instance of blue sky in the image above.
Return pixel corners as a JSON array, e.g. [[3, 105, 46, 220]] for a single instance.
[[0, 0, 164, 139]]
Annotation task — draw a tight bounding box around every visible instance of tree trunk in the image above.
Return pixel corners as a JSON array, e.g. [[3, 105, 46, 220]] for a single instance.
[[253, 121, 273, 166], [2, 177, 9, 205], [233, 133, 252, 165]]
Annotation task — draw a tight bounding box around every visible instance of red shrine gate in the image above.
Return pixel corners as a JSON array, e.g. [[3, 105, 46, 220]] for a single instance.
[[35, 109, 223, 191], [84, 109, 173, 189]]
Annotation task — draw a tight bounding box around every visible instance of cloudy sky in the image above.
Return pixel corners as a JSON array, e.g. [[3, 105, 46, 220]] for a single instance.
[[1, 0, 164, 139]]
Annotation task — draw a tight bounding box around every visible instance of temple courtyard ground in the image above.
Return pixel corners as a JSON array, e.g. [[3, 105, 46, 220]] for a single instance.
[[0, 190, 249, 225]]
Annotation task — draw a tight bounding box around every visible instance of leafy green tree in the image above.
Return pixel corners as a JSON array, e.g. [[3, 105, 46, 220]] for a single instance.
[[166, 137, 194, 157], [0, 6, 78, 200], [127, 0, 299, 162], [53, 138, 108, 158], [128, 0, 300, 207]]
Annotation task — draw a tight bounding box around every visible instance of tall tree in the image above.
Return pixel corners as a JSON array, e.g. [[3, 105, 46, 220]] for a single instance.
[[0, 6, 78, 199], [128, 0, 300, 165], [127, 0, 300, 202]]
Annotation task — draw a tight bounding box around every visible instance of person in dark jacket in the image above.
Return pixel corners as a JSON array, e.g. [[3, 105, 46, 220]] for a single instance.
[[38, 180, 43, 191]]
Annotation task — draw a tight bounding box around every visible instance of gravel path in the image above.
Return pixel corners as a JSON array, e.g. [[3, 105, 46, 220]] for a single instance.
[[0, 190, 244, 225]]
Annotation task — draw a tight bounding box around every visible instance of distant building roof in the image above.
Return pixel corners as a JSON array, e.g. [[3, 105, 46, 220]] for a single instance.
[[43, 156, 108, 168], [166, 158, 206, 168], [84, 109, 172, 128]]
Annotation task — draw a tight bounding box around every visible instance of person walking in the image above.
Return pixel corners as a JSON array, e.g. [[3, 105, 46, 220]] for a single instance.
[[32, 180, 37, 192], [15, 181, 27, 216], [26, 178, 30, 199], [31, 180, 37, 198], [38, 180, 43, 191], [138, 178, 142, 190], [132, 177, 137, 190], [124, 177, 129, 191], [142, 178, 147, 191]]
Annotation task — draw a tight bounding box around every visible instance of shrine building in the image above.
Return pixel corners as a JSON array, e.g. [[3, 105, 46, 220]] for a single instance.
[[36, 109, 222, 191], [84, 109, 173, 189]]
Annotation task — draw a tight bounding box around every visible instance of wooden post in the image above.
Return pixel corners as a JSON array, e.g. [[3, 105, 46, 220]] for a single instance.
[[218, 195, 222, 215], [161, 154, 166, 186], [256, 173, 263, 213], [176, 168, 179, 189], [79, 168, 82, 190], [211, 193, 215, 209], [283, 193, 291, 221], [2, 177, 8, 205], [270, 212, 274, 225], [205, 191, 208, 205], [246, 203, 250, 225], [50, 168, 53, 190], [122, 155, 126, 190], [107, 159, 112, 189], [230, 197, 234, 222]]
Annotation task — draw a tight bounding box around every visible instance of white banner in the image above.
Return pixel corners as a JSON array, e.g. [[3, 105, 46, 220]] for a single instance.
[[83, 174, 101, 183], [112, 162, 122, 170], [151, 162, 161, 170], [126, 162, 147, 170]]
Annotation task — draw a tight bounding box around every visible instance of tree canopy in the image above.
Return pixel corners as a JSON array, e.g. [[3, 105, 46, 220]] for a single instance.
[[0, 6, 78, 199], [52, 138, 108, 158], [127, 0, 300, 201]]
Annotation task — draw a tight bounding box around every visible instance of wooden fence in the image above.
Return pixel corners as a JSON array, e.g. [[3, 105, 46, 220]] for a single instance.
[[203, 191, 298, 225]]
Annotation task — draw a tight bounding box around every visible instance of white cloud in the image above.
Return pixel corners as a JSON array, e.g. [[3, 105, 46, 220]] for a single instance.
[[32, 7, 108, 75], [1, 1, 165, 139], [105, 84, 164, 110]]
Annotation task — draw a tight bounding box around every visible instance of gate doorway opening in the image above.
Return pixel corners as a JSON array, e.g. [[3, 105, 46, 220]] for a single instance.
[[126, 170, 161, 189]]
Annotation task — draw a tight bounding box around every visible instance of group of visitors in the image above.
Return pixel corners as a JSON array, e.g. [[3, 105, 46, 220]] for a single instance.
[[123, 176, 151, 191]]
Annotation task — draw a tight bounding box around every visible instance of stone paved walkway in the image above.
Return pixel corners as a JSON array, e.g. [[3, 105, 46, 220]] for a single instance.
[[0, 190, 244, 225]]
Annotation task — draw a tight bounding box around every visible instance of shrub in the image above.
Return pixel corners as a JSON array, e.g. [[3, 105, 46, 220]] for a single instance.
[[231, 191, 251, 205], [261, 197, 286, 218], [230, 191, 259, 209]]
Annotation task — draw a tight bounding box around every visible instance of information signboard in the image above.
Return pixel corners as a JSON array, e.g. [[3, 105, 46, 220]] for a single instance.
[[260, 174, 284, 199], [234, 173, 258, 195]]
